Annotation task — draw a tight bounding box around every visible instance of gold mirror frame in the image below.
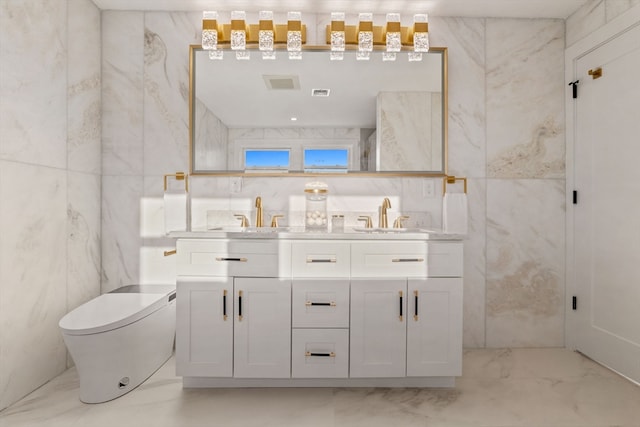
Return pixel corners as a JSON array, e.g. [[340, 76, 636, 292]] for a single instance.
[[189, 45, 448, 177]]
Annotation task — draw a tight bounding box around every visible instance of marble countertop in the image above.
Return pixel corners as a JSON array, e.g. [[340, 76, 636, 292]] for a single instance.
[[169, 227, 463, 241]]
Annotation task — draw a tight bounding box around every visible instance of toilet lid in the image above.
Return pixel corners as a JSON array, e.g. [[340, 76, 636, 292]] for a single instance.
[[59, 293, 170, 335]]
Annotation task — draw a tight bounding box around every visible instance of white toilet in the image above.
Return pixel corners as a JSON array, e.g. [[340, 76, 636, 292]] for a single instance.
[[59, 285, 176, 403]]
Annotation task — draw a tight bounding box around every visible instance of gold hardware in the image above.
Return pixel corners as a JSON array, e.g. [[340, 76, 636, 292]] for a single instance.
[[305, 301, 337, 306], [588, 67, 603, 79], [270, 214, 284, 228], [393, 215, 410, 228], [379, 197, 391, 228], [443, 176, 467, 195], [414, 290, 419, 321], [163, 172, 188, 192], [306, 257, 337, 263], [392, 258, 424, 263], [163, 249, 177, 257], [234, 214, 249, 227], [305, 351, 336, 357], [223, 289, 228, 321], [357, 215, 373, 228], [255, 196, 263, 227]]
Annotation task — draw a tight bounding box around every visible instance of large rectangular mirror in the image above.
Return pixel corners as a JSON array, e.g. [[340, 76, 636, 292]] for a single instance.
[[189, 45, 447, 176]]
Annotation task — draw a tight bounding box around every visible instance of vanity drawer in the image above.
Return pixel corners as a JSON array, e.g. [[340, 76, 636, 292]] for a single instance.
[[351, 242, 428, 278], [177, 239, 284, 277], [291, 242, 350, 277], [292, 279, 349, 328], [427, 242, 464, 277], [291, 329, 349, 378]]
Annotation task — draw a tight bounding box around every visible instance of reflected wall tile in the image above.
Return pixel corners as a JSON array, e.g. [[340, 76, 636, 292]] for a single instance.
[[0, 162, 67, 410], [431, 17, 486, 178], [143, 12, 199, 175], [67, 171, 101, 314], [102, 11, 144, 175], [566, 0, 605, 47], [606, 0, 640, 21], [463, 178, 487, 348], [486, 179, 565, 347], [67, 0, 101, 174], [486, 19, 565, 179], [101, 176, 143, 293], [0, 0, 67, 169]]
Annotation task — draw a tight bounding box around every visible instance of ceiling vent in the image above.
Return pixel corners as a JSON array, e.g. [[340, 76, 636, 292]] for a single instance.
[[311, 88, 331, 97], [263, 75, 300, 90]]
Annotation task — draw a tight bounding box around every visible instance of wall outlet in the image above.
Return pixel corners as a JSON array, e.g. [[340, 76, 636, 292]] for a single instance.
[[423, 179, 435, 198]]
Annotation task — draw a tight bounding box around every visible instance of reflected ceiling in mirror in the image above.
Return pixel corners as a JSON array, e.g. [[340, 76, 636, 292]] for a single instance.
[[190, 45, 447, 176]]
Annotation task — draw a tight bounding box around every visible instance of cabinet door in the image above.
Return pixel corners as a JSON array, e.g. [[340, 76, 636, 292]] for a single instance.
[[233, 278, 291, 378], [350, 278, 407, 378], [407, 278, 462, 377], [176, 277, 233, 377]]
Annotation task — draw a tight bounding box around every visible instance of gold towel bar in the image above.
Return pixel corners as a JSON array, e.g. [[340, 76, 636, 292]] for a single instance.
[[163, 172, 189, 192], [443, 176, 467, 195]]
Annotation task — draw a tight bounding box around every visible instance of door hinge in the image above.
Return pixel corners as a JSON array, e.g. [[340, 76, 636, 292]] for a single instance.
[[568, 80, 579, 98], [573, 190, 578, 205], [572, 296, 577, 310]]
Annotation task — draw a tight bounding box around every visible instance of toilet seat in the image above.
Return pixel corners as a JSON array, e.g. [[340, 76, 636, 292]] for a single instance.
[[59, 293, 171, 336]]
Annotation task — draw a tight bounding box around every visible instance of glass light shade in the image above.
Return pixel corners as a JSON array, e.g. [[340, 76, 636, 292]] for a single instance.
[[385, 13, 401, 53], [230, 11, 246, 51], [330, 12, 345, 52], [202, 11, 218, 50], [287, 11, 302, 59], [357, 13, 373, 53], [258, 11, 274, 53], [413, 14, 429, 52]]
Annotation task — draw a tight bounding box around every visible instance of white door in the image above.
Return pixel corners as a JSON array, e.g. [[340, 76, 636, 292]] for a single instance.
[[350, 278, 407, 378], [407, 278, 462, 377], [175, 277, 233, 377], [572, 22, 640, 383], [233, 277, 291, 378]]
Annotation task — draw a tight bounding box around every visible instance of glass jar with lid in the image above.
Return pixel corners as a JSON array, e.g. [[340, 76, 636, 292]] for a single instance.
[[304, 181, 328, 230]]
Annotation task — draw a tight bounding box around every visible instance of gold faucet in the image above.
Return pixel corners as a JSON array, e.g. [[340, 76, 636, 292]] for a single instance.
[[379, 197, 391, 228], [255, 196, 263, 227]]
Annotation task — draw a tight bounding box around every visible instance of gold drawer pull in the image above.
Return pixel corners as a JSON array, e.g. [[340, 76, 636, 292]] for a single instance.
[[392, 258, 424, 263], [305, 352, 336, 357], [305, 301, 336, 307], [306, 257, 337, 263], [216, 257, 248, 262]]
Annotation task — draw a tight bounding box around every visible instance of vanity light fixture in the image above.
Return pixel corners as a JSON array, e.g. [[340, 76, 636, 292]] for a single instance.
[[258, 11, 275, 60], [287, 11, 303, 60], [330, 12, 345, 61], [356, 13, 373, 61], [202, 11, 223, 60], [230, 10, 248, 60], [383, 13, 401, 61], [409, 13, 429, 62]]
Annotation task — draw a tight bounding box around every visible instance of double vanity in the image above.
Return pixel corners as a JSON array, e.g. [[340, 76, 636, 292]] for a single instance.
[[171, 226, 463, 388]]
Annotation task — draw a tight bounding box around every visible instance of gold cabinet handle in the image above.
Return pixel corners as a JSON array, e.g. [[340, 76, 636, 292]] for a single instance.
[[305, 351, 336, 357], [391, 258, 424, 263], [306, 257, 337, 263], [164, 249, 177, 256], [305, 301, 336, 307]]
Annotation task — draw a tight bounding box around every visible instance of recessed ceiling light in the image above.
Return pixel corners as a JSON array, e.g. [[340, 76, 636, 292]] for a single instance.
[[311, 88, 330, 97], [290, 117, 298, 121]]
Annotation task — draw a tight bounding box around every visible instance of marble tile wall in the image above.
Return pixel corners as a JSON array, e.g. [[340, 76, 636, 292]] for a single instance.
[[0, 0, 101, 411], [101, 11, 568, 353]]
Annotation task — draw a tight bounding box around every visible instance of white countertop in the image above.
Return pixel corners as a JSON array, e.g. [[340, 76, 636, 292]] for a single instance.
[[169, 227, 463, 241]]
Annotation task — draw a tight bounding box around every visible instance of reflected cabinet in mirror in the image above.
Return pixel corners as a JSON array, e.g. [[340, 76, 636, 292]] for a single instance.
[[189, 45, 448, 176]]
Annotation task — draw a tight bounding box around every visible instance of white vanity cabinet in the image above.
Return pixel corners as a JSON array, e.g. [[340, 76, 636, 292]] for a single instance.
[[174, 234, 463, 388]]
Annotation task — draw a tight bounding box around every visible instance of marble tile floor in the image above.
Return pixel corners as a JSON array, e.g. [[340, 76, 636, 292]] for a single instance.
[[1, 348, 639, 427]]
